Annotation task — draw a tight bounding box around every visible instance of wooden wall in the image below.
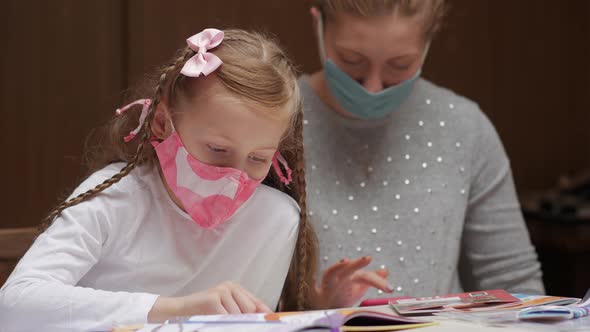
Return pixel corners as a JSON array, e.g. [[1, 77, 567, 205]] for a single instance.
[[2, 0, 589, 228]]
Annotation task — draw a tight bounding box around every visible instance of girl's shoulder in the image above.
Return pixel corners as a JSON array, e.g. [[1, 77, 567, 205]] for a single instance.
[[255, 184, 300, 210], [69, 162, 153, 200], [237, 184, 301, 228], [52, 163, 159, 243]]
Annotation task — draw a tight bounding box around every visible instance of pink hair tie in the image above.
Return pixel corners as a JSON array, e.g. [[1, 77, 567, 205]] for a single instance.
[[272, 152, 293, 185], [115, 99, 152, 142], [181, 28, 224, 77]]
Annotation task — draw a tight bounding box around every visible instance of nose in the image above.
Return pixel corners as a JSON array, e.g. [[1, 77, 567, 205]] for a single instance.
[[230, 158, 248, 173], [228, 158, 259, 179], [212, 154, 244, 172], [362, 70, 384, 93]]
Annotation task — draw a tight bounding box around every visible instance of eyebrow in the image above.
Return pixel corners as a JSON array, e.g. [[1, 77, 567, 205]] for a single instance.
[[253, 147, 278, 153], [386, 54, 418, 65], [208, 136, 277, 154], [336, 45, 367, 58]]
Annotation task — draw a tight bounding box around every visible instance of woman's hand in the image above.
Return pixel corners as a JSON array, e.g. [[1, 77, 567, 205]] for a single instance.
[[311, 256, 393, 310], [148, 281, 272, 323]]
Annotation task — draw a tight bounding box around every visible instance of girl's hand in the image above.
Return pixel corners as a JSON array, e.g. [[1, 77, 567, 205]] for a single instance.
[[311, 256, 393, 310], [148, 281, 272, 322]]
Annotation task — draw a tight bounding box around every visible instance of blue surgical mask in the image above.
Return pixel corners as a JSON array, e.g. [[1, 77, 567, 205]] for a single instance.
[[323, 60, 421, 119], [316, 12, 427, 119]]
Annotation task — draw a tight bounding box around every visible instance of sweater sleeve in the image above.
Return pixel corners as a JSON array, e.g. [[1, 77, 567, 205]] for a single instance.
[[459, 110, 545, 295], [0, 170, 159, 332]]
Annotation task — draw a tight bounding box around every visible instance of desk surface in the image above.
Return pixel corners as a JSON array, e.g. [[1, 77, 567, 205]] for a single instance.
[[420, 320, 529, 332], [423, 317, 590, 332]]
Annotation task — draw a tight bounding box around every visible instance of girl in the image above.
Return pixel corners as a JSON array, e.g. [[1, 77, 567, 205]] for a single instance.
[[0, 28, 318, 331]]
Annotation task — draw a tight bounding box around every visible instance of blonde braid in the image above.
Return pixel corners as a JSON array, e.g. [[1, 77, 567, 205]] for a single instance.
[[40, 121, 149, 233], [40, 47, 196, 233], [292, 111, 318, 310], [277, 109, 318, 311]]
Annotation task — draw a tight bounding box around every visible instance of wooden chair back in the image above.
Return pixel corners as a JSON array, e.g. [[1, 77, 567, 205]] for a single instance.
[[0, 227, 37, 286]]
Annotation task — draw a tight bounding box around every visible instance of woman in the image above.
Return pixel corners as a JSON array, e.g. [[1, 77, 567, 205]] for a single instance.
[[301, 0, 545, 306]]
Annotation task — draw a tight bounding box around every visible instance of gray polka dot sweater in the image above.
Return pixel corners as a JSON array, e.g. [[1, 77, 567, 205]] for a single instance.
[[299, 76, 545, 300]]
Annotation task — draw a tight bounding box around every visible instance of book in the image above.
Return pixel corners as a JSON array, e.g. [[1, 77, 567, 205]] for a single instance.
[[517, 290, 590, 321], [113, 308, 438, 332], [386, 289, 521, 315], [432, 293, 589, 330], [430, 293, 580, 314]]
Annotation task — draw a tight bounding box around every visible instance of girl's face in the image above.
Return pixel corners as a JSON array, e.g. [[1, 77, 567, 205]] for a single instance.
[[155, 75, 291, 181], [317, 9, 428, 93]]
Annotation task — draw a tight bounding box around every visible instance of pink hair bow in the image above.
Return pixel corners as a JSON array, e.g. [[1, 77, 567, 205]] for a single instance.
[[115, 99, 152, 142], [180, 28, 224, 77]]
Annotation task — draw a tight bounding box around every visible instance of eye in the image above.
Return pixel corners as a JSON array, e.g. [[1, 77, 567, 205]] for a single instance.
[[248, 155, 268, 163], [388, 60, 413, 71], [338, 51, 366, 66], [207, 144, 227, 153], [392, 63, 411, 71]]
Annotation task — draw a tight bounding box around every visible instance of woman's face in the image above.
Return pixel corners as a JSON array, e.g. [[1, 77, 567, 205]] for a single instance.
[[317, 9, 429, 93]]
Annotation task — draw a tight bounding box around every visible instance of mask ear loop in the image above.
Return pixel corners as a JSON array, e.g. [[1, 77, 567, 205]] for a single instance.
[[315, 9, 327, 63], [115, 99, 152, 142], [272, 152, 293, 185], [116, 99, 180, 145]]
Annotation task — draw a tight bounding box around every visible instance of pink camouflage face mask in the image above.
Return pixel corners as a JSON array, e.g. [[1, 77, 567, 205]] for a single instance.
[[151, 128, 291, 229], [115, 28, 293, 229]]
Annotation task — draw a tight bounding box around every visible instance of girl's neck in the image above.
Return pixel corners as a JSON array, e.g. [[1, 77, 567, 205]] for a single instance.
[[156, 164, 186, 212]]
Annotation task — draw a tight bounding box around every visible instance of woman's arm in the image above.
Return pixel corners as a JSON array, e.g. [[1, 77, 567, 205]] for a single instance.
[[460, 110, 545, 294]]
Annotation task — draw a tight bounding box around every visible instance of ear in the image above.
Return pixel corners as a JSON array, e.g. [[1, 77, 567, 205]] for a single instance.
[[151, 102, 174, 140], [310, 7, 320, 38]]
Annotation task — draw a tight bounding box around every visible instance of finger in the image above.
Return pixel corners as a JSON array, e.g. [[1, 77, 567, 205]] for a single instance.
[[337, 256, 372, 279], [219, 289, 242, 314], [239, 286, 273, 313], [230, 287, 258, 314], [375, 268, 389, 278], [351, 269, 389, 297], [322, 258, 351, 279], [351, 270, 394, 293], [320, 259, 351, 289], [253, 297, 273, 313], [211, 299, 229, 315]]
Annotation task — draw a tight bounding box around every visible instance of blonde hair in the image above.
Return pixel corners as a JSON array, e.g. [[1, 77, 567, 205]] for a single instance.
[[42, 29, 318, 311], [312, 0, 447, 38]]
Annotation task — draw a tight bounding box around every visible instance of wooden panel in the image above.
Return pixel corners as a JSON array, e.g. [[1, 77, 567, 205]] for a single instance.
[[426, 0, 590, 193], [0, 262, 18, 287], [0, 0, 125, 227], [126, 0, 314, 91], [1, 0, 589, 230], [127, 0, 590, 195], [0, 227, 37, 286], [0, 227, 37, 260]]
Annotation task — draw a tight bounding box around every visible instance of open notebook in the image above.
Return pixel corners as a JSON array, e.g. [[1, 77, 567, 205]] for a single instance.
[[113, 308, 437, 332]]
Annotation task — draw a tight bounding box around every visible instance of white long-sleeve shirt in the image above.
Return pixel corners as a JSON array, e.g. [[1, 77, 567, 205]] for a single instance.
[[0, 163, 300, 332]]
